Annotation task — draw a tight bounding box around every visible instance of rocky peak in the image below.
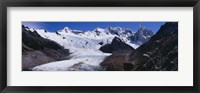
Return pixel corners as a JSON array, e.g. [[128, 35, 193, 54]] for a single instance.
[[99, 36, 134, 53], [63, 27, 72, 33], [131, 25, 154, 44], [107, 26, 112, 30]]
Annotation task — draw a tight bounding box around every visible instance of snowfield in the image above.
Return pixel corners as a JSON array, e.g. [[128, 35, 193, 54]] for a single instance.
[[32, 49, 111, 71]]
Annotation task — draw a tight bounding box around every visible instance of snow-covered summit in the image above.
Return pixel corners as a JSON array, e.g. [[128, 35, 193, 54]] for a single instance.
[[131, 24, 154, 44]]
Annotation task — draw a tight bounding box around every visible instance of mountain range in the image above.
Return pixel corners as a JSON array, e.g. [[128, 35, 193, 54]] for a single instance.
[[22, 22, 178, 71], [25, 25, 154, 50]]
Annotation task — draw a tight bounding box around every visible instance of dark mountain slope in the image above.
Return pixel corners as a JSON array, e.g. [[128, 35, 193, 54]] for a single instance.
[[100, 22, 178, 71], [100, 50, 132, 71], [100, 37, 134, 70], [125, 22, 178, 71], [99, 37, 135, 53], [22, 25, 70, 71]]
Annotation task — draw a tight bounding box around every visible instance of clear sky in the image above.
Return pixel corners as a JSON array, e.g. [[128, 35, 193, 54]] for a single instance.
[[22, 22, 165, 33]]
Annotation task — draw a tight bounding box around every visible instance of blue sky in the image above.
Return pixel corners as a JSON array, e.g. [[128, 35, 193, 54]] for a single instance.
[[22, 22, 165, 33]]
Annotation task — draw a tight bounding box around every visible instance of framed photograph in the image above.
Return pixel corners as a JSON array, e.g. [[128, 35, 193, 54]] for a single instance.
[[0, 0, 199, 93]]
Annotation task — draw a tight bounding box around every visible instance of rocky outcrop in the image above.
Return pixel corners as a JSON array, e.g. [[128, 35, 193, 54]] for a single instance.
[[100, 50, 132, 71], [22, 25, 70, 71], [99, 37, 135, 53]]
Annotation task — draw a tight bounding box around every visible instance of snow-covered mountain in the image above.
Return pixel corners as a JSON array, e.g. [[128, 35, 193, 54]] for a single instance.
[[23, 25, 155, 71], [26, 25, 154, 50], [130, 25, 154, 45]]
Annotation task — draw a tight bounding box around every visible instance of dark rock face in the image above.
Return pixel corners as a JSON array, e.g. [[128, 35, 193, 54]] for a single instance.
[[22, 25, 70, 71], [99, 44, 113, 53], [100, 50, 132, 71], [126, 22, 178, 71], [99, 37, 135, 71], [131, 25, 154, 44], [124, 63, 134, 71], [99, 37, 135, 53], [55, 31, 61, 35]]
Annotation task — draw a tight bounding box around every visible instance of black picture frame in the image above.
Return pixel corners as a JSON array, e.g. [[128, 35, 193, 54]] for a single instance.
[[0, 0, 199, 93]]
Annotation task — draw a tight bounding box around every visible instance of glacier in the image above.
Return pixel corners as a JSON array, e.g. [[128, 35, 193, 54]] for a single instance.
[[24, 26, 153, 71], [32, 49, 111, 71]]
